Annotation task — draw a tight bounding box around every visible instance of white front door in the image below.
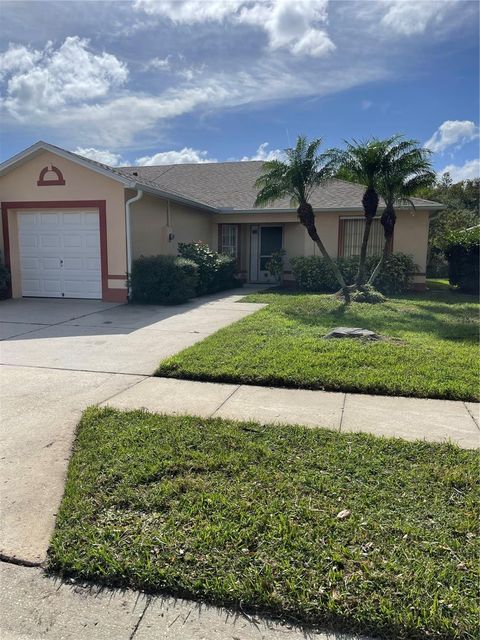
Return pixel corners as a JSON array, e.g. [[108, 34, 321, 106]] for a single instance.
[[249, 225, 283, 283], [18, 210, 102, 299]]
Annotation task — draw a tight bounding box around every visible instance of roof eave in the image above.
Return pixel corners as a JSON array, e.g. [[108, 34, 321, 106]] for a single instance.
[[218, 204, 446, 214]]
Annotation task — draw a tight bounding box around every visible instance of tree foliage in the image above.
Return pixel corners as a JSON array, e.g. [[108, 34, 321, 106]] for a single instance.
[[417, 175, 479, 276]]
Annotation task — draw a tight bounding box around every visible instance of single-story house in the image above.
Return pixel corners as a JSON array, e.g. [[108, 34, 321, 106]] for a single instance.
[[0, 141, 443, 302]]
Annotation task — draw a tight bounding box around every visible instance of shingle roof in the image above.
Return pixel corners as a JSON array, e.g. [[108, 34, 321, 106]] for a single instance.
[[118, 161, 443, 211], [0, 142, 443, 213]]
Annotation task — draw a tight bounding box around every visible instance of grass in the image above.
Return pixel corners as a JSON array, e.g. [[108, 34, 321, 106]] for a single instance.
[[157, 288, 479, 401], [49, 407, 479, 639], [427, 278, 453, 291]]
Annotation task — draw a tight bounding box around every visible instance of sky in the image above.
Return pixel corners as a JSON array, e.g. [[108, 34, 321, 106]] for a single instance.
[[0, 0, 479, 180]]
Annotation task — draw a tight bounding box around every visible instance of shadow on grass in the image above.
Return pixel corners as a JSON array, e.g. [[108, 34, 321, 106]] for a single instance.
[[265, 290, 479, 344]]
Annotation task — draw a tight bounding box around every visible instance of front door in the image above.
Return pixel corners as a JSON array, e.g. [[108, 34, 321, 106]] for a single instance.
[[249, 225, 283, 283]]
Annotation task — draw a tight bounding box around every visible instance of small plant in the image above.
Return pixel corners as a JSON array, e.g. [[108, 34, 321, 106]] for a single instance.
[[265, 249, 286, 283]]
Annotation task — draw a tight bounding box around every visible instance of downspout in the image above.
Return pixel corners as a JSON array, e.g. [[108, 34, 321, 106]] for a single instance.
[[125, 189, 143, 298]]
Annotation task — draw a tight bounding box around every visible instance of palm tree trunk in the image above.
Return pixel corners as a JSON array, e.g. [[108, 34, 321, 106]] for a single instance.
[[356, 217, 373, 285], [297, 202, 350, 303], [356, 187, 379, 286], [368, 204, 395, 286], [367, 237, 389, 286]]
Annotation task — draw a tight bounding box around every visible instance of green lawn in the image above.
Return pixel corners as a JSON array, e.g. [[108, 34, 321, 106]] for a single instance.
[[49, 407, 479, 640], [157, 289, 479, 401]]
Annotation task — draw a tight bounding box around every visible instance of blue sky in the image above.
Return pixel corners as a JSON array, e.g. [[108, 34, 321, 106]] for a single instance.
[[1, 0, 478, 180]]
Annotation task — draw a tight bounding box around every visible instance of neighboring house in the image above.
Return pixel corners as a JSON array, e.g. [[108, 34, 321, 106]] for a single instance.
[[0, 141, 443, 302]]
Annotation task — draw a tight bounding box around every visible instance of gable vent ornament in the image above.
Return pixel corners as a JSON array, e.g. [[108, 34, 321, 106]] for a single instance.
[[37, 165, 65, 186]]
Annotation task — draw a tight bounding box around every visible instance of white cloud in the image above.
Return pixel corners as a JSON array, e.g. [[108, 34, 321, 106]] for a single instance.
[[144, 55, 172, 71], [241, 142, 284, 161], [73, 147, 124, 166], [134, 0, 335, 57], [0, 44, 41, 80], [380, 0, 459, 36], [439, 159, 480, 182], [425, 120, 479, 153], [135, 147, 217, 165], [361, 99, 373, 110], [1, 36, 128, 117], [133, 0, 244, 23], [239, 0, 335, 58]]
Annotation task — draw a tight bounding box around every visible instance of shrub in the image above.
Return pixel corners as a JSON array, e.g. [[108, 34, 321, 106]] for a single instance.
[[290, 256, 339, 292], [213, 253, 238, 291], [291, 253, 416, 295], [442, 226, 480, 293], [0, 253, 10, 300], [367, 253, 416, 295], [178, 241, 238, 295], [129, 255, 198, 305]]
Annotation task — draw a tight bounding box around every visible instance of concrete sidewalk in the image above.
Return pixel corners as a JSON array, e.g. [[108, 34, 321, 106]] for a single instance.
[[0, 562, 368, 640], [103, 377, 480, 449]]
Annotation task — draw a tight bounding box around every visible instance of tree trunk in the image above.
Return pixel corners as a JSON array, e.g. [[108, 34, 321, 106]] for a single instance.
[[356, 187, 379, 286], [297, 202, 350, 303], [368, 204, 395, 286]]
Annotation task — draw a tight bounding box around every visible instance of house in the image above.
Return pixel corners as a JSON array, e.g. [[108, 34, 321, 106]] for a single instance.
[[0, 141, 443, 302]]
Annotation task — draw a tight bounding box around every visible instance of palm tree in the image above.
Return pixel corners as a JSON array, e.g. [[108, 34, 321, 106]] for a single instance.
[[254, 136, 350, 301], [368, 141, 435, 285], [333, 135, 403, 286]]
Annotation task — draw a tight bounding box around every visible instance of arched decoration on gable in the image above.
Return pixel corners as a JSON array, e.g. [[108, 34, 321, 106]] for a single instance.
[[37, 165, 66, 186]]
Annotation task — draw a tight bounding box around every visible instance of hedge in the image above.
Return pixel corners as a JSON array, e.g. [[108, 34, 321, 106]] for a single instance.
[[129, 255, 198, 305], [442, 227, 479, 293], [178, 241, 238, 295], [290, 253, 416, 295]]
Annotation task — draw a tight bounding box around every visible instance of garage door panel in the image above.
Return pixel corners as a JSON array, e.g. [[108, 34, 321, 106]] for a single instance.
[[61, 212, 83, 224], [39, 257, 62, 271], [63, 279, 101, 298], [40, 213, 60, 225], [62, 234, 83, 248], [18, 210, 102, 299], [19, 234, 38, 249], [40, 234, 60, 248], [84, 212, 100, 226]]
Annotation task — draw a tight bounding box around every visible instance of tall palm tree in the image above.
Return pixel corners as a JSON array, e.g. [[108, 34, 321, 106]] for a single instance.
[[333, 135, 403, 286], [368, 141, 435, 285], [254, 136, 350, 301]]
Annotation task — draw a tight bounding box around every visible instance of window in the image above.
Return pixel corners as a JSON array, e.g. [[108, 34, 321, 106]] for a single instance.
[[340, 218, 385, 258], [220, 224, 238, 258]]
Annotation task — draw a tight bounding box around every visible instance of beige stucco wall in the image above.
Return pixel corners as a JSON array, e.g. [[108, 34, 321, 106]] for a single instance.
[[216, 208, 430, 285], [128, 191, 214, 259], [0, 151, 127, 298], [392, 209, 429, 282]]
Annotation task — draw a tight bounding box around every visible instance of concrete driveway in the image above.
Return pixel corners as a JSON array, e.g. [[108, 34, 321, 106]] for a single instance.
[[0, 290, 265, 564]]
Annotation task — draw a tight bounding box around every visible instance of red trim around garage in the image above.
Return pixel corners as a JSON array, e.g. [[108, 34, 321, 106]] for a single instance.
[[1, 200, 126, 302]]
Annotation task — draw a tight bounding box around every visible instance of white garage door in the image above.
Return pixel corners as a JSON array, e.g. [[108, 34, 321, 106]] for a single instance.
[[18, 210, 102, 299]]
